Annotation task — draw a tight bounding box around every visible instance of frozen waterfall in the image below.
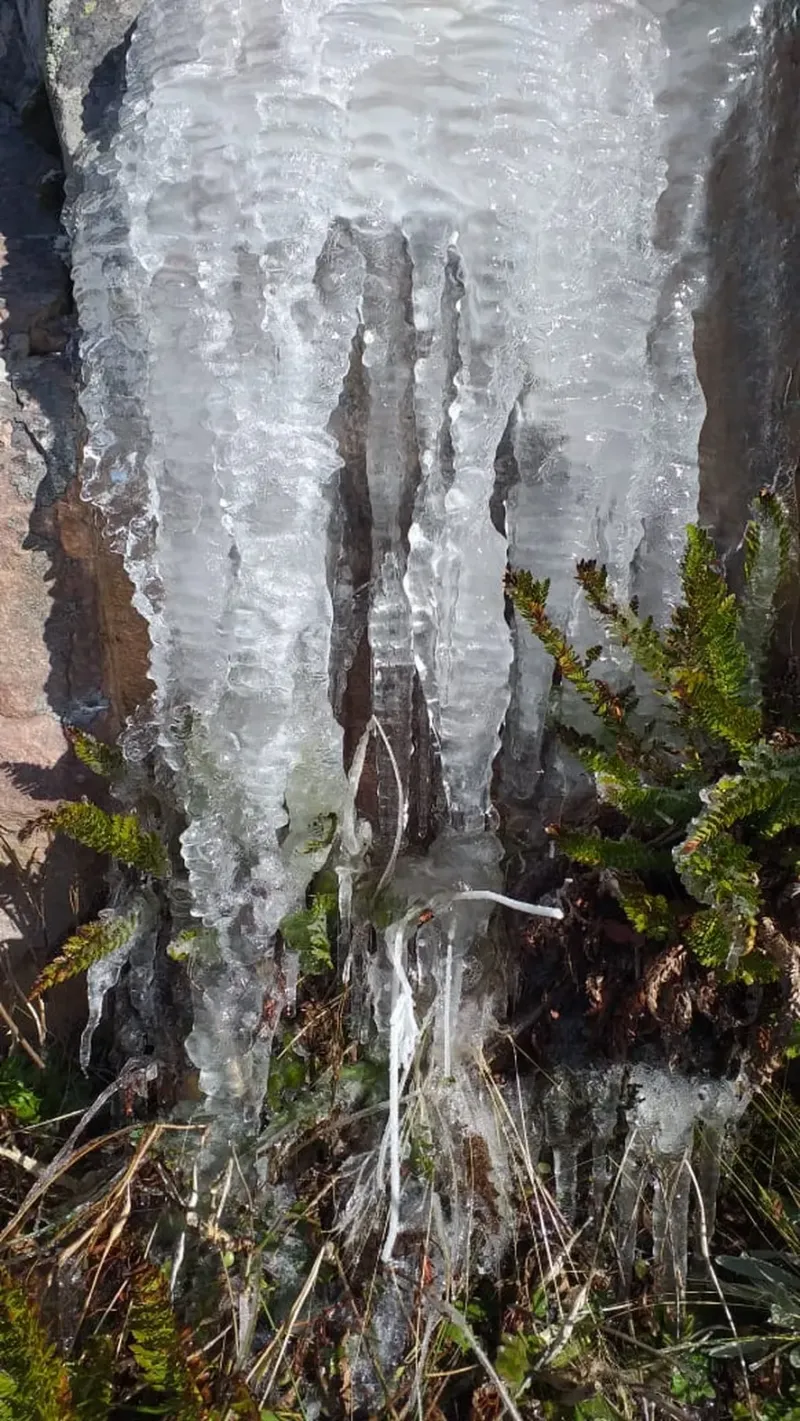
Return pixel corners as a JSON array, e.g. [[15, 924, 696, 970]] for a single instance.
[[69, 0, 763, 1154]]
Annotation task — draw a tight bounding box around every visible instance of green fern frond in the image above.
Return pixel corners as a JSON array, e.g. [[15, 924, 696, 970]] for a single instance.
[[667, 525, 761, 753], [613, 876, 673, 940], [575, 559, 671, 682], [64, 728, 124, 780], [0, 1270, 76, 1421], [167, 926, 220, 964], [506, 570, 631, 733], [743, 488, 794, 589], [48, 802, 168, 877], [685, 908, 777, 981], [29, 911, 138, 1000], [679, 745, 800, 849], [574, 742, 699, 828], [279, 892, 337, 974], [740, 490, 796, 702], [674, 525, 749, 699], [550, 828, 672, 875], [675, 831, 761, 969], [757, 777, 800, 839], [69, 1336, 113, 1420], [685, 909, 735, 968], [128, 1266, 208, 1420]]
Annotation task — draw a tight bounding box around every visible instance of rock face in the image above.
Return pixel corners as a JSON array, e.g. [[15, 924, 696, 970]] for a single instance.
[[18, 0, 142, 164], [0, 0, 151, 1018]]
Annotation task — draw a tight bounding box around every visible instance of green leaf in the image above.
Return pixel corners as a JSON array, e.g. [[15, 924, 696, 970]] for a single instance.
[[64, 728, 124, 780], [716, 1254, 800, 1295], [46, 802, 168, 877], [279, 893, 336, 974], [553, 829, 672, 875], [0, 1058, 41, 1124], [29, 911, 139, 999], [667, 524, 761, 753], [495, 1331, 532, 1397]]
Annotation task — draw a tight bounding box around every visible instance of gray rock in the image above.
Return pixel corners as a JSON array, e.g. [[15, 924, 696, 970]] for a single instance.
[[15, 0, 142, 163]]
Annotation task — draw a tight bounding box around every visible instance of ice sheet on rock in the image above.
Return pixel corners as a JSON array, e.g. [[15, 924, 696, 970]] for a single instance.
[[504, 1, 762, 787], [635, 0, 762, 616], [72, 0, 367, 1117], [70, 0, 765, 1143]]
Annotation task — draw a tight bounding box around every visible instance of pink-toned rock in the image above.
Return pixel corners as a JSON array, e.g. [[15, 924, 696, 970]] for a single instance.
[[0, 2, 151, 1033]]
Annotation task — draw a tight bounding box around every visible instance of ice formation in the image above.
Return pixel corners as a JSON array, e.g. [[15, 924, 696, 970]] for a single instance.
[[69, 0, 763, 1201]]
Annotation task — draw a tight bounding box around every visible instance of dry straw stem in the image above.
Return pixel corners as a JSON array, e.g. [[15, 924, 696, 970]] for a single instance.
[[246, 1242, 330, 1401], [0, 998, 45, 1071]]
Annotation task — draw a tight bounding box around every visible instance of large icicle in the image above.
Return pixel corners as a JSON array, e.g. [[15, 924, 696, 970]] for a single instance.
[[357, 229, 417, 852], [636, 0, 762, 615], [71, 0, 367, 1119], [504, 1, 762, 793]]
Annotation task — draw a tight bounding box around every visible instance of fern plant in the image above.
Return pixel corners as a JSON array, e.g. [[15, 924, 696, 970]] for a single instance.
[[127, 1265, 214, 1420], [507, 489, 800, 978], [47, 801, 168, 877], [29, 911, 140, 1000], [0, 1269, 76, 1421], [65, 727, 124, 780], [24, 733, 169, 1001]]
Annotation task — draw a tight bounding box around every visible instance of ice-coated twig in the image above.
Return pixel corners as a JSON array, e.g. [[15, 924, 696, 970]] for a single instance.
[[371, 715, 407, 900], [381, 920, 419, 1262], [448, 889, 564, 920], [339, 721, 373, 860], [442, 927, 455, 1078]]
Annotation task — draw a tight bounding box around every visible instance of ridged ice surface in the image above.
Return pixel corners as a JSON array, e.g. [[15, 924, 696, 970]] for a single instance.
[[69, 0, 763, 1120]]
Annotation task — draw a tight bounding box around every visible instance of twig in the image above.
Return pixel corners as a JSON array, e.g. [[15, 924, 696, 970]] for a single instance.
[[0, 1057, 157, 1245], [247, 1243, 329, 1397], [0, 1141, 44, 1179], [684, 1156, 751, 1407], [449, 889, 563, 921], [0, 997, 45, 1070], [436, 1301, 527, 1421], [371, 716, 407, 901]]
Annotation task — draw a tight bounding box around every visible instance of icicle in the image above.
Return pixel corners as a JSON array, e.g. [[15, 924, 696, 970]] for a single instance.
[[442, 927, 455, 1081], [588, 1068, 623, 1223], [544, 1072, 582, 1226], [614, 1136, 647, 1297], [381, 919, 420, 1262], [652, 1154, 692, 1298], [358, 228, 417, 852], [80, 892, 157, 1072]]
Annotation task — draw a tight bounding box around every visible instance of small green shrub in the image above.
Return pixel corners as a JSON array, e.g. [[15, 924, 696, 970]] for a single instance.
[[0, 1058, 41, 1124], [507, 490, 800, 978], [0, 1269, 75, 1421]]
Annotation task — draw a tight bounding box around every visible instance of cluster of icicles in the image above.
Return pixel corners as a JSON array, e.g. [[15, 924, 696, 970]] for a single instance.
[[68, 0, 763, 1280]]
